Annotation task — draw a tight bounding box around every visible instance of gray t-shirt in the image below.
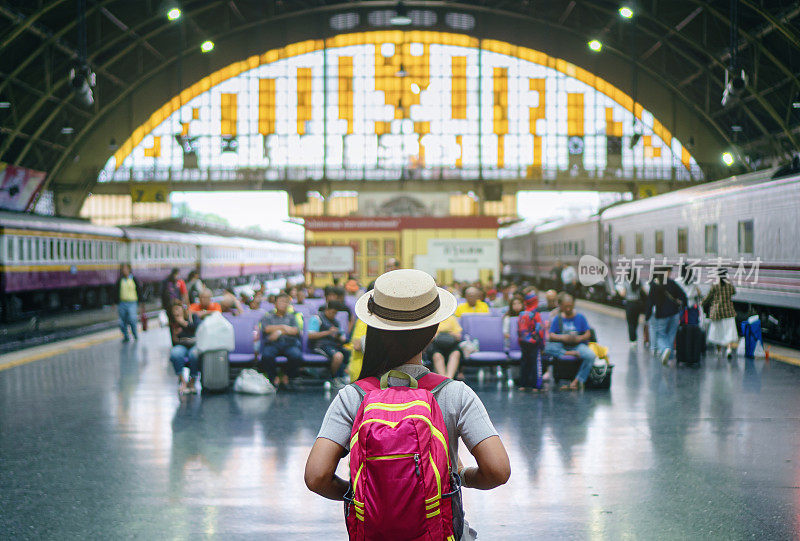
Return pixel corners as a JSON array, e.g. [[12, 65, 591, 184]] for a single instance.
[[317, 364, 498, 466]]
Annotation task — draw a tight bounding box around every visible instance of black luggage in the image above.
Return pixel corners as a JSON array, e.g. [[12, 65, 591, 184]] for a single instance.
[[201, 349, 230, 391], [676, 325, 704, 364]]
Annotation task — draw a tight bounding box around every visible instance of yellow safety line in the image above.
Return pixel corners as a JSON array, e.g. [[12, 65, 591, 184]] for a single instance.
[[770, 352, 800, 367], [0, 331, 119, 372]]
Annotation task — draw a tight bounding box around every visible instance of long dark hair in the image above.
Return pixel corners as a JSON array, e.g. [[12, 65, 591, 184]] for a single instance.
[[358, 324, 439, 380]]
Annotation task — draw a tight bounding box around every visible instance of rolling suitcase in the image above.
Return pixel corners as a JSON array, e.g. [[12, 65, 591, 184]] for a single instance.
[[201, 349, 230, 391], [676, 325, 704, 364]]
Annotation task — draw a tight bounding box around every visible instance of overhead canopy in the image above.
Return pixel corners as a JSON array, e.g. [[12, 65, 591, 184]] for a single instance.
[[1, 1, 797, 214]]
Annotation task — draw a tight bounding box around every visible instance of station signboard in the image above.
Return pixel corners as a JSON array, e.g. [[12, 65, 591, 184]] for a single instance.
[[306, 245, 355, 273]]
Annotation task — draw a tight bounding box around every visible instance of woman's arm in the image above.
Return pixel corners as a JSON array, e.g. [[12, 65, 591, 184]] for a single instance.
[[461, 435, 510, 490], [304, 438, 350, 501]]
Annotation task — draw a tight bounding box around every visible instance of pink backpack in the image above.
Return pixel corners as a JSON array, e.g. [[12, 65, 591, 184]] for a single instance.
[[344, 370, 463, 541]]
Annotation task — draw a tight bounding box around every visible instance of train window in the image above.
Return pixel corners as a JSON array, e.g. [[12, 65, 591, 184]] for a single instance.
[[617, 235, 625, 255], [654, 231, 664, 254], [677, 228, 688, 254], [705, 224, 718, 253], [738, 220, 754, 253], [5, 238, 11, 262], [635, 233, 643, 255]]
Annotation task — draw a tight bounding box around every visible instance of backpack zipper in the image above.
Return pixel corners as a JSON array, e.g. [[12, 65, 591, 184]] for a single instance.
[[414, 453, 420, 476], [365, 453, 416, 461]]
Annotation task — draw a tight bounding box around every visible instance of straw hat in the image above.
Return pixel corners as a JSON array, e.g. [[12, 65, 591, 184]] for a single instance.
[[355, 269, 457, 330]]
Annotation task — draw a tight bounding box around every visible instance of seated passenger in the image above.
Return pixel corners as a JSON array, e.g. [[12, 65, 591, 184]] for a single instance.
[[426, 314, 464, 380], [502, 296, 525, 345], [258, 293, 303, 389], [220, 288, 244, 315], [454, 286, 490, 317], [168, 302, 200, 395], [307, 301, 350, 386], [536, 289, 559, 314], [517, 291, 545, 391], [324, 285, 355, 332], [189, 289, 222, 319], [543, 294, 597, 391]]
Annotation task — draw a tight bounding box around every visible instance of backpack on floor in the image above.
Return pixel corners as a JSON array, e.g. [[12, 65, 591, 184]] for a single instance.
[[345, 370, 463, 541]]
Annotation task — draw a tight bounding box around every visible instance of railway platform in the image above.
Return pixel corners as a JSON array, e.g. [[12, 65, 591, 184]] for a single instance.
[[2, 304, 800, 539]]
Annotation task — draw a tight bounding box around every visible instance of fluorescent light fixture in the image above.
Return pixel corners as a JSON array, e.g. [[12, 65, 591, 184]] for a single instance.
[[390, 3, 412, 26], [200, 40, 214, 53], [721, 152, 735, 166], [167, 7, 181, 20], [61, 127, 75, 135], [0, 101, 10, 109], [619, 6, 634, 19], [588, 39, 603, 52], [410, 83, 420, 94]]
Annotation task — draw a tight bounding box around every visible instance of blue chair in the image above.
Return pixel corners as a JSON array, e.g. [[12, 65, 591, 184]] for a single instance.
[[223, 313, 261, 366]]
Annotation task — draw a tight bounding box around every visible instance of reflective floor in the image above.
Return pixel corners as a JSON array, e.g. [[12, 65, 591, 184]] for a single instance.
[[1, 306, 799, 539]]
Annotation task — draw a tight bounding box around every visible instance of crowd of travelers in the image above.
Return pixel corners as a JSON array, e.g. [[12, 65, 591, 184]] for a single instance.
[[115, 258, 739, 395]]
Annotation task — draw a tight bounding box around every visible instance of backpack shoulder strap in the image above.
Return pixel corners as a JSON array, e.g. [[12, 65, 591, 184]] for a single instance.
[[417, 372, 453, 394], [351, 377, 380, 398]]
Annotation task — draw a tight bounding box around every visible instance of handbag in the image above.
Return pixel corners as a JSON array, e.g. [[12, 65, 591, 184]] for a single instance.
[[233, 368, 276, 394]]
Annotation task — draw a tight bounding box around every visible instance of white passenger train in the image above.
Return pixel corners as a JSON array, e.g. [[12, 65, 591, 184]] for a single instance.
[[501, 168, 800, 345], [0, 212, 304, 321]]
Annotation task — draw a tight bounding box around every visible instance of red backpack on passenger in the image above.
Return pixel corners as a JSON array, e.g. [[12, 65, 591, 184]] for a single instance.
[[345, 370, 464, 541]]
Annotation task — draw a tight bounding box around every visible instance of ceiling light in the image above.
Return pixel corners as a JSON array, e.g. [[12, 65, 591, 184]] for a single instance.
[[588, 39, 603, 52], [731, 125, 743, 132], [61, 127, 75, 135], [410, 83, 420, 94], [721, 152, 735, 166], [619, 6, 634, 19], [0, 101, 10, 109], [200, 40, 214, 53], [166, 7, 181, 20], [390, 3, 412, 26]]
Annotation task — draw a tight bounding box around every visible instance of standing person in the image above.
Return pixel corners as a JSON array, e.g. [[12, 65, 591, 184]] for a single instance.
[[675, 263, 702, 322], [168, 302, 200, 395], [561, 263, 578, 296], [543, 294, 598, 391], [517, 291, 545, 391], [645, 266, 687, 365], [161, 268, 187, 310], [258, 293, 303, 389], [618, 268, 645, 347], [116, 263, 142, 342], [186, 270, 204, 305], [304, 269, 511, 540], [702, 268, 738, 359], [552, 260, 564, 291]]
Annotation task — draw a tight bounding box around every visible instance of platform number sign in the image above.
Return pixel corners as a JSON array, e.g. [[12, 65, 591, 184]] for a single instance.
[[131, 185, 168, 203]]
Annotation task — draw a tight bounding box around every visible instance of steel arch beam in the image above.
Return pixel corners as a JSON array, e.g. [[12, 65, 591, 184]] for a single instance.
[[46, 2, 739, 207]]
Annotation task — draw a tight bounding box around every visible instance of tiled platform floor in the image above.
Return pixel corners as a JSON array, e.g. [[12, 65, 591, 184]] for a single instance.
[[1, 306, 799, 539]]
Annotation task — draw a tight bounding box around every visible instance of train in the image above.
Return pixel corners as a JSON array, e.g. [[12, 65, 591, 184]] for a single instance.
[[501, 167, 800, 345], [0, 211, 304, 322]]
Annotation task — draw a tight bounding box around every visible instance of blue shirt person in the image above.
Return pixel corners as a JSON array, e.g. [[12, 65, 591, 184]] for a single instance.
[[543, 294, 598, 391]]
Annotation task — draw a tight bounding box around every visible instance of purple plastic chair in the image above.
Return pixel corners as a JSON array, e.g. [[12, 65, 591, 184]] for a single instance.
[[462, 315, 508, 365], [224, 313, 261, 366], [301, 331, 329, 365]]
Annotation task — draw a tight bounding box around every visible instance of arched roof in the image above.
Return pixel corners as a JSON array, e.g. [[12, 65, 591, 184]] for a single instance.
[[1, 1, 797, 213]]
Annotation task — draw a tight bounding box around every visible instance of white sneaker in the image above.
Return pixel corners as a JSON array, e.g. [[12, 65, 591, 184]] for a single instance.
[[661, 348, 671, 365]]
